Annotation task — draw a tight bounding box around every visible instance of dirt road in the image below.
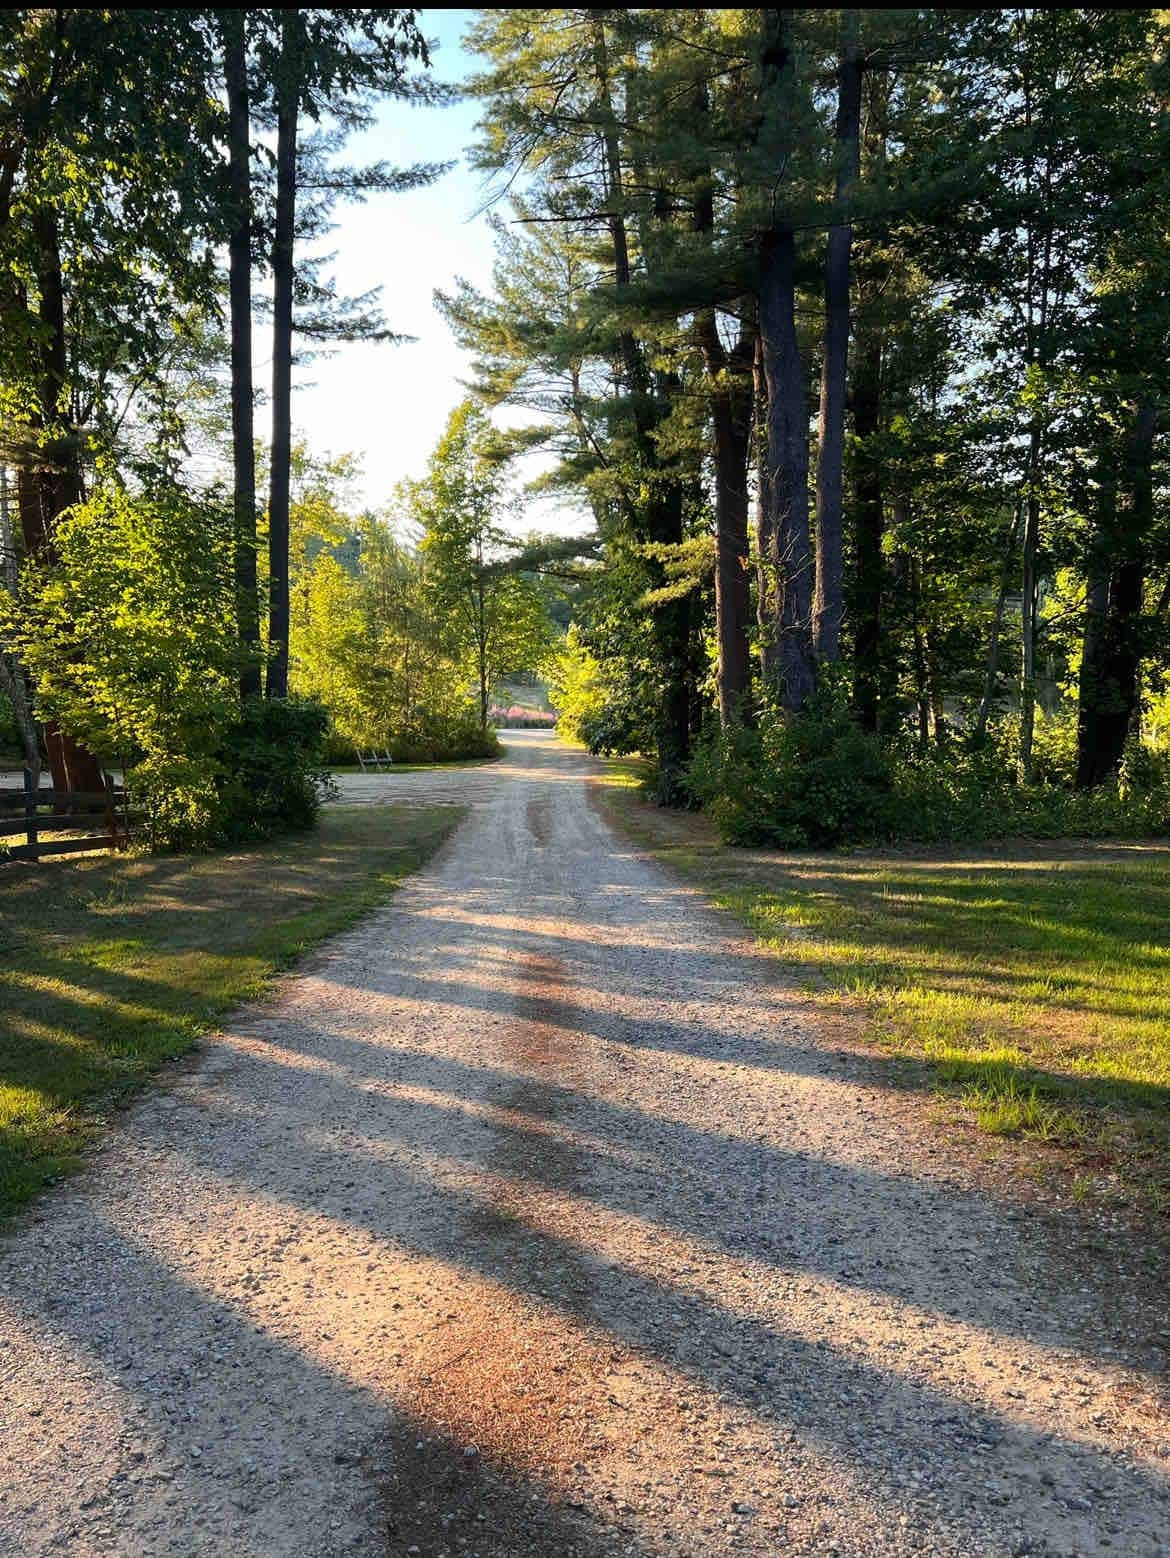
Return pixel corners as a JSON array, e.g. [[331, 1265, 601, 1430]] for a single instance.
[[1, 731, 1167, 1557]]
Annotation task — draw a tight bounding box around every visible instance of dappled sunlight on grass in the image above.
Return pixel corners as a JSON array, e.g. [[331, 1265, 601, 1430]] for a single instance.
[[0, 804, 462, 1214], [604, 787, 1170, 1205]]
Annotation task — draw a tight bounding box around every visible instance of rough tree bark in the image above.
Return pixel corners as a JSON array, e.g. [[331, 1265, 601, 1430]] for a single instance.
[[1018, 429, 1042, 782], [1076, 403, 1157, 787], [850, 324, 883, 732], [692, 80, 756, 727], [224, 12, 262, 700], [591, 15, 692, 800], [265, 12, 299, 702], [0, 468, 40, 780], [704, 323, 756, 725], [757, 9, 815, 712], [753, 334, 778, 686], [813, 10, 862, 664], [973, 499, 1024, 745], [22, 208, 103, 793]]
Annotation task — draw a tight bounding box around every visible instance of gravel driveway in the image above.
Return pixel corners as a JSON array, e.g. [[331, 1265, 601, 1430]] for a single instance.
[[1, 730, 1167, 1557]]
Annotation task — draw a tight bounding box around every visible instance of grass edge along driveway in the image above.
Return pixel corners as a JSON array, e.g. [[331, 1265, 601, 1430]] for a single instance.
[[600, 776, 1170, 1215], [0, 803, 463, 1218]]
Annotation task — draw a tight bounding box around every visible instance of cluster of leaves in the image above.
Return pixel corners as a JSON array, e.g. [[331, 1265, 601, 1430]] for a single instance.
[[0, 9, 442, 847], [4, 476, 329, 847]]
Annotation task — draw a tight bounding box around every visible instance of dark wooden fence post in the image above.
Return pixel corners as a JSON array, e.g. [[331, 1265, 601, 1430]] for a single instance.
[[22, 767, 38, 863], [103, 771, 119, 850]]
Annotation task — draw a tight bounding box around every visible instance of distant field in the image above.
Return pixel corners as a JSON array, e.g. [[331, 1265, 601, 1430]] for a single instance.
[[493, 679, 553, 712]]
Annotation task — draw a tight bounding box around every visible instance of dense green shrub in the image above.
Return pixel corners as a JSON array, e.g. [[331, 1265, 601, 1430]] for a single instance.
[[687, 688, 894, 846], [7, 481, 335, 850], [321, 729, 360, 766], [213, 697, 331, 841], [548, 622, 655, 754], [383, 713, 500, 764], [688, 690, 1170, 848], [322, 714, 499, 766], [113, 699, 332, 852]]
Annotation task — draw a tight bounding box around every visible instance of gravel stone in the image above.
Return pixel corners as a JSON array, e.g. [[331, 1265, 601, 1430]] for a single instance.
[[1, 732, 1167, 1557]]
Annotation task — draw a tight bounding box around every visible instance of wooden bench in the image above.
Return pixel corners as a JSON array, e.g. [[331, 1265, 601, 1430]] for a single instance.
[[356, 749, 395, 772]]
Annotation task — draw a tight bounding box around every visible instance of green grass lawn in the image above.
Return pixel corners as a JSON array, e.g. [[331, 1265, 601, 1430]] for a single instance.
[[0, 803, 462, 1216], [604, 780, 1170, 1210]]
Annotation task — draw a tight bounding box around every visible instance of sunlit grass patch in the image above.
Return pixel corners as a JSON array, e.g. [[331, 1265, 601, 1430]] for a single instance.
[[0, 804, 462, 1217], [602, 780, 1170, 1208]]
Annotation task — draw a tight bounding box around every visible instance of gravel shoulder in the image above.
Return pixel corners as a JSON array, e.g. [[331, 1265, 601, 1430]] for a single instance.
[[1, 731, 1167, 1558]]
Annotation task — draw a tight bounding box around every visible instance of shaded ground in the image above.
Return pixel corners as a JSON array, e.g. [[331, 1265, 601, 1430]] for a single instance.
[[0, 731, 1167, 1557], [0, 805, 461, 1214]]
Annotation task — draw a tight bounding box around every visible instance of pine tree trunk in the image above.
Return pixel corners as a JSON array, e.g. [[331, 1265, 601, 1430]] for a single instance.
[[265, 18, 298, 703], [851, 327, 883, 732], [0, 467, 39, 779], [753, 333, 778, 687], [592, 13, 691, 799], [910, 555, 930, 751], [759, 226, 815, 712], [1076, 569, 1110, 789], [699, 313, 755, 724], [26, 209, 103, 794], [691, 80, 755, 728], [973, 500, 1024, 745], [1018, 435, 1041, 781], [757, 10, 814, 712], [1076, 404, 1156, 787], [224, 13, 262, 701], [813, 11, 862, 664]]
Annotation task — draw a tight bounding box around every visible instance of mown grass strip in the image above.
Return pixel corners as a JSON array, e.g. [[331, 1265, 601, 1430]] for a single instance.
[[0, 803, 462, 1216], [601, 781, 1170, 1210]]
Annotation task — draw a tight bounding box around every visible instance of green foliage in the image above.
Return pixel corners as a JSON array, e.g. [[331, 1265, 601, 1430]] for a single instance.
[[547, 625, 605, 745], [6, 478, 332, 849], [289, 510, 508, 763], [8, 479, 238, 767], [412, 400, 555, 727], [687, 685, 894, 848], [0, 691, 23, 762], [689, 691, 1170, 849]]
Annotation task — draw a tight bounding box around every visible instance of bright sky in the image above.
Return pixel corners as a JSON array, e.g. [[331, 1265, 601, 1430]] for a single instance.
[[288, 10, 587, 536]]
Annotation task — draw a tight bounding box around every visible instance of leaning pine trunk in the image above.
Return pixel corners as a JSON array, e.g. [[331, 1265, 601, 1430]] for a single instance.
[[265, 13, 298, 702], [813, 10, 862, 664]]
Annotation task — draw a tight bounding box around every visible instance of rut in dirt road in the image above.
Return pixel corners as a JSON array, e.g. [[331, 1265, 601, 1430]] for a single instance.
[[1, 731, 1167, 1558]]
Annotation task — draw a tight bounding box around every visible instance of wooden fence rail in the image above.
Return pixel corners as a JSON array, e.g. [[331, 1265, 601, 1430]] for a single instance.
[[0, 772, 135, 863]]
